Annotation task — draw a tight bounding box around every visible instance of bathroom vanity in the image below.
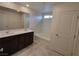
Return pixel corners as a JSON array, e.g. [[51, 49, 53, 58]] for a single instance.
[[0, 29, 34, 56]]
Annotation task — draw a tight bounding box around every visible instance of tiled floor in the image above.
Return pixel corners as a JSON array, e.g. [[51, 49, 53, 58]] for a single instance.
[[12, 36, 61, 56]]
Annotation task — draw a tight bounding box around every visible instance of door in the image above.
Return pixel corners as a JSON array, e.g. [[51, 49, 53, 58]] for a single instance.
[[51, 11, 77, 55], [73, 15, 79, 56], [24, 32, 33, 47], [17, 34, 25, 50]]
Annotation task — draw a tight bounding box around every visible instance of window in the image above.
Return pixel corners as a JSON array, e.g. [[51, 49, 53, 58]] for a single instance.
[[44, 15, 53, 19]]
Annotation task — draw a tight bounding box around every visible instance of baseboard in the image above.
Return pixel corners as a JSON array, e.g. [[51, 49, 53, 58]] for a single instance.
[[34, 33, 50, 41]]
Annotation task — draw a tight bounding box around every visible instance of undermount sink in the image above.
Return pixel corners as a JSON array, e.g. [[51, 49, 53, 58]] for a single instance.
[[0, 30, 13, 35]]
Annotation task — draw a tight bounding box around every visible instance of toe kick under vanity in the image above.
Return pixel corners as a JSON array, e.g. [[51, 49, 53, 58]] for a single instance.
[[0, 29, 34, 56]]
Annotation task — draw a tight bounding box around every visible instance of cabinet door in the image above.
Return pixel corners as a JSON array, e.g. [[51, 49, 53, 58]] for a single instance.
[[0, 37, 17, 55], [17, 35, 25, 50], [16, 32, 33, 50], [24, 32, 33, 47], [8, 36, 18, 54], [51, 12, 77, 55]]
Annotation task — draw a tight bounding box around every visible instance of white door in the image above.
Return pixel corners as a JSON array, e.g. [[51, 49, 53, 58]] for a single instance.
[[51, 11, 77, 55], [73, 15, 79, 56]]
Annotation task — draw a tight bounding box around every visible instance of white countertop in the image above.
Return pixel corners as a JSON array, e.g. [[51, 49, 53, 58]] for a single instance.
[[0, 29, 33, 38]]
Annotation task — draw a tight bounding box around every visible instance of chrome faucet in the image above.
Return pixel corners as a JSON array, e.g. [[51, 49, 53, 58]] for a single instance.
[[5, 26, 9, 33]]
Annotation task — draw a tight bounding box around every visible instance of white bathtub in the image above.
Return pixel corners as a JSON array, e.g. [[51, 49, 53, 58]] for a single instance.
[[0, 29, 33, 38]]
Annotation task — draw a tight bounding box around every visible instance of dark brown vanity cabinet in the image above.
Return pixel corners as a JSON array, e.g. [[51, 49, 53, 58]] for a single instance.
[[0, 32, 34, 56]]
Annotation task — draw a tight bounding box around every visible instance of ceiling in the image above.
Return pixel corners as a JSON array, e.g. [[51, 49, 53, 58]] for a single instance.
[[14, 2, 79, 14], [14, 2, 53, 14]]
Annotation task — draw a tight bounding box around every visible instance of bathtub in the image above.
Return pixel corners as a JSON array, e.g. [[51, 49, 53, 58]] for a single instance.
[[0, 29, 33, 38]]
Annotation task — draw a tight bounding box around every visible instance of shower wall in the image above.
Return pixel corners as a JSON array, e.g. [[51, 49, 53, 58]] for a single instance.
[[40, 17, 52, 40], [29, 13, 42, 32], [29, 12, 52, 40]]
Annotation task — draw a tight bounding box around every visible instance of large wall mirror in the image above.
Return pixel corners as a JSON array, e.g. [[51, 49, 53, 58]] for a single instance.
[[0, 6, 29, 31]]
